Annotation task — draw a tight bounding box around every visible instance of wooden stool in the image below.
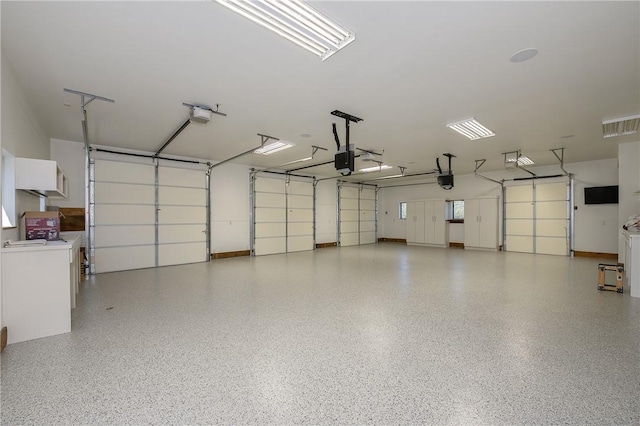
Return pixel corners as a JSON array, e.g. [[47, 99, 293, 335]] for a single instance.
[[597, 263, 624, 293]]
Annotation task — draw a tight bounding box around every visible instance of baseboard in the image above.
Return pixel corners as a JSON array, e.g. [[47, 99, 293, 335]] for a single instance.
[[211, 250, 251, 260], [378, 238, 407, 243], [316, 242, 337, 248], [449, 242, 464, 249], [574, 251, 618, 260], [1, 327, 7, 352]]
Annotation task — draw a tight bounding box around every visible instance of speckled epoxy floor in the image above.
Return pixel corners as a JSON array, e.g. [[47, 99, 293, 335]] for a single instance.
[[1, 244, 639, 424]]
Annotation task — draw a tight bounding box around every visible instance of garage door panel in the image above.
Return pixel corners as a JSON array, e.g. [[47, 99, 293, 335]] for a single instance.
[[360, 232, 375, 244], [288, 209, 313, 222], [361, 189, 376, 200], [159, 224, 206, 243], [505, 236, 534, 253], [536, 220, 568, 237], [288, 222, 313, 236], [361, 211, 376, 221], [95, 205, 155, 225], [255, 223, 286, 238], [94, 161, 154, 184], [158, 167, 205, 188], [95, 182, 154, 205], [505, 219, 534, 236], [159, 243, 207, 266], [341, 198, 358, 210], [340, 210, 359, 221], [288, 181, 313, 196], [255, 192, 286, 208], [95, 246, 155, 273], [255, 178, 284, 193], [287, 236, 313, 252], [255, 208, 286, 223], [536, 201, 568, 219], [254, 237, 287, 256], [288, 194, 313, 208], [341, 187, 359, 198], [506, 186, 533, 202], [506, 203, 534, 219], [159, 186, 206, 206], [536, 183, 567, 201], [159, 206, 205, 224], [340, 233, 359, 246], [536, 237, 568, 255], [95, 225, 155, 247], [360, 200, 376, 211], [341, 221, 359, 233], [360, 221, 375, 232]]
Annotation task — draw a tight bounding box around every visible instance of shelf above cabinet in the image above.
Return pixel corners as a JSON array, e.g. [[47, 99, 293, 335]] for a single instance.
[[15, 158, 68, 199]]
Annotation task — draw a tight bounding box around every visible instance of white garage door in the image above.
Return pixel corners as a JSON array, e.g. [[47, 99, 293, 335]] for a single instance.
[[157, 163, 207, 266], [92, 158, 208, 273], [339, 183, 377, 246], [252, 174, 314, 256], [93, 159, 156, 273], [504, 181, 570, 256]]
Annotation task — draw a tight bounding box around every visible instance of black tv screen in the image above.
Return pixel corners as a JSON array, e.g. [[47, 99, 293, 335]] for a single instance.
[[584, 185, 618, 204]]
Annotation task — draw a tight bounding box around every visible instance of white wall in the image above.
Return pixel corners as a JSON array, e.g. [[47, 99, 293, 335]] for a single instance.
[[49, 139, 85, 208], [1, 51, 50, 242], [1, 50, 51, 330], [379, 158, 620, 254], [618, 141, 640, 262], [315, 179, 337, 244], [210, 163, 250, 253]]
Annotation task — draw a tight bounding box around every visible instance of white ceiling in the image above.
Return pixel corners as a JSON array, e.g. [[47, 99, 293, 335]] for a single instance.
[[2, 1, 639, 181]]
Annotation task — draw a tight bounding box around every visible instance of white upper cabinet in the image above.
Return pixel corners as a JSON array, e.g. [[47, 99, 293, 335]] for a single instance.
[[15, 158, 68, 199]]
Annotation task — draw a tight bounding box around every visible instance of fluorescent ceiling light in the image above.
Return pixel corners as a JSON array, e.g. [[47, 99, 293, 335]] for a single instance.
[[359, 164, 392, 173], [446, 118, 495, 140], [508, 155, 534, 166], [254, 140, 295, 155], [215, 0, 355, 61], [602, 115, 640, 138]]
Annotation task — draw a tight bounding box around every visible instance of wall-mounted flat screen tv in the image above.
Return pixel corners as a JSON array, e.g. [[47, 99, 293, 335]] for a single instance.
[[584, 185, 618, 204]]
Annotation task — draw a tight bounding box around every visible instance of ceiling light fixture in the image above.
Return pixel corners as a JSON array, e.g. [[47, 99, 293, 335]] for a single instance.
[[254, 140, 295, 155], [446, 118, 495, 140], [504, 151, 534, 167], [359, 164, 392, 173], [215, 0, 355, 61], [602, 115, 640, 138], [510, 48, 538, 63]]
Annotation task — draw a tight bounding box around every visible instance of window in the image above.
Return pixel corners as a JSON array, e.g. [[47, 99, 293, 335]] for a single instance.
[[450, 200, 464, 221], [399, 202, 407, 220], [2, 149, 16, 228]]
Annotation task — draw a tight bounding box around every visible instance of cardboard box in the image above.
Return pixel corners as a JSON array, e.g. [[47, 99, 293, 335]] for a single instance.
[[24, 211, 61, 241]]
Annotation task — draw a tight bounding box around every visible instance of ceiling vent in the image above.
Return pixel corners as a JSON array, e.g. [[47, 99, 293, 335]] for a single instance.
[[602, 115, 640, 138]]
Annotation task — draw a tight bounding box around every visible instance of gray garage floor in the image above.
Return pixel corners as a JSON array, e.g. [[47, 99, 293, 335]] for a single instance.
[[2, 244, 639, 424]]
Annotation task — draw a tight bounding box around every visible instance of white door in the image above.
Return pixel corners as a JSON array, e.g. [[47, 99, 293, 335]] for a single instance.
[[360, 187, 376, 244], [504, 185, 535, 253], [339, 185, 359, 246], [535, 182, 570, 255], [406, 201, 425, 243], [286, 180, 314, 252], [157, 164, 207, 266], [93, 159, 156, 273], [504, 182, 570, 255], [464, 198, 481, 248], [253, 177, 286, 255], [252, 175, 315, 255], [478, 198, 499, 250]]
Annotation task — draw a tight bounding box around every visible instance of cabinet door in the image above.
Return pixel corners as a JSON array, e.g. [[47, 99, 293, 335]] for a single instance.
[[431, 200, 447, 245], [414, 201, 426, 243], [406, 201, 417, 243], [464, 199, 481, 247], [424, 201, 434, 243], [478, 198, 499, 249]]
